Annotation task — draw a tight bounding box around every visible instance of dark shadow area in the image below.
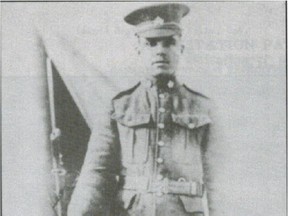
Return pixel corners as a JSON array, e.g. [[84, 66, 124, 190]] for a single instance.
[[52, 63, 91, 215]]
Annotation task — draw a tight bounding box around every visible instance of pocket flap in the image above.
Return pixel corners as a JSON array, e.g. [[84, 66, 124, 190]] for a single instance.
[[179, 195, 204, 213], [112, 113, 151, 127], [171, 114, 212, 129]]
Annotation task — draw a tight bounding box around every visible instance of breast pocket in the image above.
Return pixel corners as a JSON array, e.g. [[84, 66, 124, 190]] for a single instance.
[[130, 126, 150, 164], [114, 113, 151, 165], [171, 114, 212, 165]]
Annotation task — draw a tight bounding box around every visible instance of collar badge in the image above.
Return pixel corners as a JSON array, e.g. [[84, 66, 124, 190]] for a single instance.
[[167, 80, 174, 88]]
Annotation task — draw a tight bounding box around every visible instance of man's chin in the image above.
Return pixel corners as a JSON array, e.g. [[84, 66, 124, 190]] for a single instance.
[[151, 69, 173, 77]]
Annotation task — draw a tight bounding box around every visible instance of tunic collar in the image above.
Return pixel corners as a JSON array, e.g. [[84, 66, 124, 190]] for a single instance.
[[112, 77, 209, 127]]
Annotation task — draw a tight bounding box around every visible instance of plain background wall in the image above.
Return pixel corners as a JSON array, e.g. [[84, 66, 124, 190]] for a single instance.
[[2, 2, 286, 216], [2, 4, 56, 216]]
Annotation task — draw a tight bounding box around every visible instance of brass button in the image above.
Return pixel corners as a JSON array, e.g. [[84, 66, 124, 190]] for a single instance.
[[188, 123, 195, 129], [158, 123, 165, 129], [156, 158, 164, 163], [159, 107, 165, 113], [159, 94, 165, 99], [158, 141, 164, 146]]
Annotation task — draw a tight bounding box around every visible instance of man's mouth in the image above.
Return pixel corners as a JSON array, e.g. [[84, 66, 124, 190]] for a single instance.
[[153, 60, 169, 65]]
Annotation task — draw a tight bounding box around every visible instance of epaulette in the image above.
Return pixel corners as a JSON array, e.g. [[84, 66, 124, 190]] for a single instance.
[[183, 84, 210, 99], [112, 82, 141, 100]]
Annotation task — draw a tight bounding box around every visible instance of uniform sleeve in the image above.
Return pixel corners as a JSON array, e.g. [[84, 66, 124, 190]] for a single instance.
[[202, 100, 225, 216], [67, 103, 121, 216]]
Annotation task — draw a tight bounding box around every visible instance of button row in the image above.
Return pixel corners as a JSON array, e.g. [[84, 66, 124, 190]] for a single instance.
[[156, 88, 169, 191]]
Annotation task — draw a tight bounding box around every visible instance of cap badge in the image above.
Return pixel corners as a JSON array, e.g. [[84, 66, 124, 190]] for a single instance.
[[152, 16, 164, 26]]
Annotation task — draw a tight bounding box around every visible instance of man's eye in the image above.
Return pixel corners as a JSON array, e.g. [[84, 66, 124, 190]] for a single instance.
[[163, 38, 176, 47], [148, 40, 157, 47], [145, 37, 176, 47]]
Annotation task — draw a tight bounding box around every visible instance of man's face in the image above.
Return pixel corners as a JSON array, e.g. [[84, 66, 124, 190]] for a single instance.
[[138, 35, 183, 77]]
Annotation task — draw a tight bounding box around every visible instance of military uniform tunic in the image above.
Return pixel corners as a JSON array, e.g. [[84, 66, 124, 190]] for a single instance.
[[68, 78, 219, 216]]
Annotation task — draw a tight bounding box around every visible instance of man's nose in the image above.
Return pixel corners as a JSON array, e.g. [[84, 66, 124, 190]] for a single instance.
[[155, 43, 166, 55]]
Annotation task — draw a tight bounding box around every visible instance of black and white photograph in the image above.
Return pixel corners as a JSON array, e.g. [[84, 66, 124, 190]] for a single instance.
[[2, 1, 287, 216]]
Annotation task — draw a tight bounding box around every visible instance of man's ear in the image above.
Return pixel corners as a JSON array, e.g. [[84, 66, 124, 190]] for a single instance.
[[135, 36, 143, 55], [181, 44, 185, 54]]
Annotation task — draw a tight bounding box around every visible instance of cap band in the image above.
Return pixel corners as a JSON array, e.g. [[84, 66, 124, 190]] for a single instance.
[[136, 22, 182, 38]]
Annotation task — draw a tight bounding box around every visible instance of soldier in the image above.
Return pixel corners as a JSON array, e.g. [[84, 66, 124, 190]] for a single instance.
[[68, 3, 220, 216]]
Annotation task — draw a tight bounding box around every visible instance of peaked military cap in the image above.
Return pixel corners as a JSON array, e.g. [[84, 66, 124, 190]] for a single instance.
[[124, 3, 190, 38]]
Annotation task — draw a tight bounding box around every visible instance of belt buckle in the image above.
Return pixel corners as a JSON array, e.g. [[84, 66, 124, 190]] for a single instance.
[[177, 178, 201, 196], [154, 181, 163, 196], [190, 181, 203, 197], [162, 178, 169, 194], [190, 181, 197, 196]]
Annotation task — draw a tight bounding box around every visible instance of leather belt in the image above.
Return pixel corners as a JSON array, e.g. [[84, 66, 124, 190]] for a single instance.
[[122, 176, 204, 197]]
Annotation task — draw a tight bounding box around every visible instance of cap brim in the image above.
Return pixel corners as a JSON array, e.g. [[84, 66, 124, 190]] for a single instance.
[[137, 28, 179, 38]]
